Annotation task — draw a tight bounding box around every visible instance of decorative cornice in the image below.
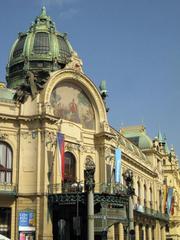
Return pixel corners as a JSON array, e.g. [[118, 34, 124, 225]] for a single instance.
[[123, 153, 157, 177]]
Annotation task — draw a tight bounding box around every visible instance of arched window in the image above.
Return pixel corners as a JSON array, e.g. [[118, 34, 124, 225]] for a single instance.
[[0, 142, 13, 183], [137, 181, 141, 204], [13, 35, 26, 57], [64, 152, 76, 183], [33, 32, 50, 54], [150, 187, 153, 208], [159, 189, 162, 212], [144, 184, 147, 207]]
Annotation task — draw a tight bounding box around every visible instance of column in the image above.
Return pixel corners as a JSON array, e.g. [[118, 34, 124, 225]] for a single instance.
[[135, 224, 139, 240], [155, 221, 160, 240], [88, 190, 94, 240], [148, 226, 152, 240], [161, 226, 166, 240], [118, 223, 124, 240], [142, 225, 146, 240], [39, 196, 53, 240], [84, 159, 96, 240], [129, 196, 134, 234], [107, 225, 114, 240], [140, 181, 144, 205]]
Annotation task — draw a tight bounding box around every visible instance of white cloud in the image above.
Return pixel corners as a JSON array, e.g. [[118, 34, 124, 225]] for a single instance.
[[42, 0, 79, 7], [39, 0, 80, 20]]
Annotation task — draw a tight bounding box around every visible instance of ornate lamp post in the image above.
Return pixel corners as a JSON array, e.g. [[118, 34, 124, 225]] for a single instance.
[[123, 169, 135, 240], [71, 181, 83, 239], [84, 159, 96, 240]]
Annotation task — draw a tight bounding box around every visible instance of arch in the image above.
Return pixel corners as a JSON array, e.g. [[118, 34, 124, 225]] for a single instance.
[[64, 151, 76, 184], [50, 81, 95, 130], [41, 70, 108, 131], [0, 142, 13, 183]]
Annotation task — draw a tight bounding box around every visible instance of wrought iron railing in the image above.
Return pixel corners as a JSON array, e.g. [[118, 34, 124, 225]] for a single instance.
[[48, 183, 62, 194], [134, 205, 169, 221], [99, 183, 127, 195], [48, 182, 128, 195], [48, 181, 85, 194], [0, 182, 16, 195]]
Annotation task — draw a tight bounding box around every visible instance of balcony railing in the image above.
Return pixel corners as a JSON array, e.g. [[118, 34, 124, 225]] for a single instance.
[[48, 182, 128, 195], [0, 183, 16, 195], [48, 182, 85, 194], [99, 183, 127, 195], [134, 204, 169, 221]]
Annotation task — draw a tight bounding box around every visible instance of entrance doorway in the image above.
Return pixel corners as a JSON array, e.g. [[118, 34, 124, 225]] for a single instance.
[[0, 207, 11, 238], [52, 202, 87, 240]]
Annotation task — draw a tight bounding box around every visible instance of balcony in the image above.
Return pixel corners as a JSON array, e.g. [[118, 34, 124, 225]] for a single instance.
[[100, 183, 127, 195], [134, 204, 169, 222], [48, 182, 127, 195], [48, 182, 129, 207], [0, 183, 16, 196], [48, 182, 84, 194]]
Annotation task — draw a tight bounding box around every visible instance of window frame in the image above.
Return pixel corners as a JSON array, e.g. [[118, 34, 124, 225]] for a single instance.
[[0, 142, 13, 184]]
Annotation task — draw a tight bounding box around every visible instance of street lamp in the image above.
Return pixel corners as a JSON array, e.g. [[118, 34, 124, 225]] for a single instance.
[[84, 159, 96, 240], [123, 169, 135, 240], [71, 181, 83, 239]]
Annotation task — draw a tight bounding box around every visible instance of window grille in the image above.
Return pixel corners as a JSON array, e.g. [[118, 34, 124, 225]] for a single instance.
[[33, 32, 50, 54], [13, 36, 26, 57]]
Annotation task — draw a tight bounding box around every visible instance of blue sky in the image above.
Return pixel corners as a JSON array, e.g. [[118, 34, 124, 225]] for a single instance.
[[0, 0, 180, 157]]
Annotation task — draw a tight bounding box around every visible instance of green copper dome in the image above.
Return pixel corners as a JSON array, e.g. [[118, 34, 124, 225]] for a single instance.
[[121, 125, 153, 150], [6, 7, 74, 88]]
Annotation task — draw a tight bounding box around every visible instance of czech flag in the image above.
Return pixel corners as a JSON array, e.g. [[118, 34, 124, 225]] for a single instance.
[[57, 132, 65, 181]]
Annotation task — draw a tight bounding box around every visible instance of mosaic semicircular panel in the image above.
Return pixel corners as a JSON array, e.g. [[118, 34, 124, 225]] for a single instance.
[[50, 82, 95, 130]]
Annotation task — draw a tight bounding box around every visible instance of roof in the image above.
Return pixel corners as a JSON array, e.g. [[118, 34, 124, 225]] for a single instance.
[[6, 7, 74, 88], [120, 125, 153, 150], [0, 88, 15, 101]]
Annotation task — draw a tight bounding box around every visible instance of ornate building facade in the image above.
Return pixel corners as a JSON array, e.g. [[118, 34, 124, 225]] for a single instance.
[[0, 7, 179, 240]]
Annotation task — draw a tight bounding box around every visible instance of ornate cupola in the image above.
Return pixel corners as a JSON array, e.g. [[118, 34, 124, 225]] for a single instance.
[[6, 7, 74, 89]]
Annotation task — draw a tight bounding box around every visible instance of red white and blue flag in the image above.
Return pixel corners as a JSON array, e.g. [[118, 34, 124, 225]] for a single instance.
[[57, 132, 65, 181]]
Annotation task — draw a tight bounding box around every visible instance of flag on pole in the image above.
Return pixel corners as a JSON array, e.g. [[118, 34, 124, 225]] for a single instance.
[[115, 148, 121, 183], [170, 196, 175, 215], [162, 184, 168, 213], [166, 187, 173, 215], [57, 132, 65, 181]]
